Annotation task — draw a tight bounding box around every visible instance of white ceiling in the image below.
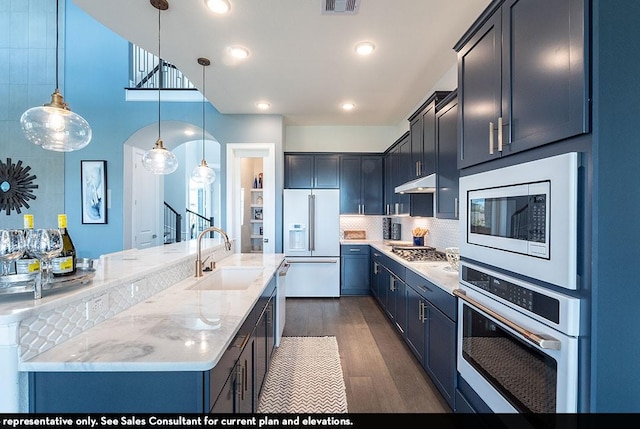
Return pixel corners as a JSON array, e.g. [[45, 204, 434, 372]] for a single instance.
[[73, 0, 491, 126]]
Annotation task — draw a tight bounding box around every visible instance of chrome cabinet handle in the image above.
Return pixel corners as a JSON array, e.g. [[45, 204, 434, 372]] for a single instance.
[[454, 197, 459, 218], [489, 122, 495, 155], [373, 262, 379, 275], [308, 194, 315, 251], [454, 289, 561, 350], [349, 248, 361, 252], [498, 116, 504, 152]]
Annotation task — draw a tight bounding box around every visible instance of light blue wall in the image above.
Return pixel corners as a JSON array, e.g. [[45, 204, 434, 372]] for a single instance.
[[62, 1, 284, 258], [0, 0, 65, 230]]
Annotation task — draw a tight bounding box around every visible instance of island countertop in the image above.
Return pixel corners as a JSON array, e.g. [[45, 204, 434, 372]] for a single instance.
[[19, 252, 285, 373]]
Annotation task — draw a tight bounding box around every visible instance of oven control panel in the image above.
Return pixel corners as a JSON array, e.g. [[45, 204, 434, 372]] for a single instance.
[[461, 265, 560, 324]]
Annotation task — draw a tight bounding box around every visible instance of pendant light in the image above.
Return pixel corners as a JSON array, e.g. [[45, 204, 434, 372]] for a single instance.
[[142, 0, 178, 175], [20, 0, 92, 152], [190, 58, 216, 186]]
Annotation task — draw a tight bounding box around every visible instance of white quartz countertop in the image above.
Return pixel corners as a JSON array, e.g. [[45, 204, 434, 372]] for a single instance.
[[0, 239, 230, 324], [19, 252, 285, 373], [341, 240, 459, 294]]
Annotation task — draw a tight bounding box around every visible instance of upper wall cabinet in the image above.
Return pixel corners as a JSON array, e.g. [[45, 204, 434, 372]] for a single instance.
[[435, 91, 459, 219], [408, 91, 451, 179], [455, 0, 589, 169], [339, 155, 384, 215], [285, 154, 340, 189]]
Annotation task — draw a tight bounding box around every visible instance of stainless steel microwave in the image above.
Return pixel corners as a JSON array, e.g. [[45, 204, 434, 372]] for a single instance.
[[459, 152, 579, 290]]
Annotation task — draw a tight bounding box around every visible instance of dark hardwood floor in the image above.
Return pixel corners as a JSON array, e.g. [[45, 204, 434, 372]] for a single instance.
[[282, 296, 451, 413]]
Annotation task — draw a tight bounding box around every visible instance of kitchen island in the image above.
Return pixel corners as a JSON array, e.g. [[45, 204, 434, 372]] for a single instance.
[[0, 239, 284, 413]]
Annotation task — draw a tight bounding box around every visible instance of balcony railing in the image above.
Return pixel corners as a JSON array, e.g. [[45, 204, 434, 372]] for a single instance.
[[126, 44, 201, 101]]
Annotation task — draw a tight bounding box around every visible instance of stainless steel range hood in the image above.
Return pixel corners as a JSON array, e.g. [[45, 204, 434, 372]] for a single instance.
[[394, 173, 436, 194]]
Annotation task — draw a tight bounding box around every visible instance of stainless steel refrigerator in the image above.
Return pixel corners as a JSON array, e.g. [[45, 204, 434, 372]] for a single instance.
[[283, 189, 340, 297]]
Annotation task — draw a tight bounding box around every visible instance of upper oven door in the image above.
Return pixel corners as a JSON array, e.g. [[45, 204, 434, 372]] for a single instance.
[[468, 181, 549, 258], [459, 152, 579, 290], [455, 286, 579, 413]]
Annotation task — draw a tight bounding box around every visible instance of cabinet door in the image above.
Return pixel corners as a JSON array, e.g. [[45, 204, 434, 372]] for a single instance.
[[425, 303, 456, 409], [421, 103, 437, 177], [502, 0, 588, 154], [361, 156, 384, 215], [341, 245, 370, 295], [314, 155, 340, 188], [392, 137, 410, 214], [394, 276, 407, 336], [457, 11, 502, 168], [339, 156, 361, 214], [236, 339, 254, 413], [254, 312, 267, 406], [409, 115, 423, 179], [436, 94, 459, 219], [210, 374, 234, 413], [285, 155, 314, 188], [384, 153, 393, 215], [405, 285, 425, 363]]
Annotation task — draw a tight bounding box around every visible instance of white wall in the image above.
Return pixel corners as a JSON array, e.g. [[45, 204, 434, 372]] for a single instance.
[[283, 65, 458, 154]]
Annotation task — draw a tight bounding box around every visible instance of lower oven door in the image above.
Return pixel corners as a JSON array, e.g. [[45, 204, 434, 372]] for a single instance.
[[456, 288, 579, 413]]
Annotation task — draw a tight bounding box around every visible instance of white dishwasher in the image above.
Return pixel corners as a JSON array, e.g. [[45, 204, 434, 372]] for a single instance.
[[275, 261, 290, 346]]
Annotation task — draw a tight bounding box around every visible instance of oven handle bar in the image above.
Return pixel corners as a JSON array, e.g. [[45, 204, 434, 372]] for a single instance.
[[454, 289, 561, 350]]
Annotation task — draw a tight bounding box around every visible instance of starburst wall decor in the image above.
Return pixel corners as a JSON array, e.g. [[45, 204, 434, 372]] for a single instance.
[[0, 158, 38, 215]]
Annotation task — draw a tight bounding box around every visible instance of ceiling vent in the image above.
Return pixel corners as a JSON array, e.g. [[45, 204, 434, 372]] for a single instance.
[[322, 0, 360, 15]]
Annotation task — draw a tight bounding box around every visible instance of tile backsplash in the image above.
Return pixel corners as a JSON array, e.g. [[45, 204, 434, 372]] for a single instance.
[[340, 215, 460, 251]]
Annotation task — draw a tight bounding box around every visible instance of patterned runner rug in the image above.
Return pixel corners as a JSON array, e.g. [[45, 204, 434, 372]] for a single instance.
[[257, 336, 348, 413]]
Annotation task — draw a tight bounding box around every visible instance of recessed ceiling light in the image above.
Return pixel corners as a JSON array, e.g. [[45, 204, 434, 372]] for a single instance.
[[355, 41, 375, 56], [184, 129, 195, 136], [205, 0, 230, 14], [256, 102, 271, 110], [341, 103, 355, 111], [228, 46, 250, 59]]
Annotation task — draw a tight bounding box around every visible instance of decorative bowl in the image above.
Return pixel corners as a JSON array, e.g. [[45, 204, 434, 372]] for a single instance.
[[445, 247, 460, 271]]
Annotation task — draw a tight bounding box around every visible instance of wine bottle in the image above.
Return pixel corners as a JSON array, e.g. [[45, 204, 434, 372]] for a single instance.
[[16, 214, 40, 274], [52, 214, 76, 277]]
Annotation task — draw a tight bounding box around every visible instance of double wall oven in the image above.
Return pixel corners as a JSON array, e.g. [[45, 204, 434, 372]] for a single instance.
[[456, 153, 584, 414]]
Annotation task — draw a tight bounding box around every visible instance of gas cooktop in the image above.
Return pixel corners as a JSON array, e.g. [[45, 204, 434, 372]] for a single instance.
[[391, 246, 447, 262]]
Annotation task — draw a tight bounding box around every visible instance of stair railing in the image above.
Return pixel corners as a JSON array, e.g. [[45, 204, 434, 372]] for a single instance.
[[186, 208, 214, 239], [164, 202, 182, 244]]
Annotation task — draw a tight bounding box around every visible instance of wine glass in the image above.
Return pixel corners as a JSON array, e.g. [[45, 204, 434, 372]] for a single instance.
[[0, 229, 26, 276], [27, 229, 63, 283]]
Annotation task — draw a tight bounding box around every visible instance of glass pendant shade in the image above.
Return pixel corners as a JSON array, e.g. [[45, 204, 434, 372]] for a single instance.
[[142, 138, 178, 174], [20, 0, 92, 152], [191, 159, 216, 185]]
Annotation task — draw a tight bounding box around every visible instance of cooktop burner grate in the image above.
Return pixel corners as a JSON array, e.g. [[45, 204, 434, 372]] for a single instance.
[[391, 246, 447, 262]]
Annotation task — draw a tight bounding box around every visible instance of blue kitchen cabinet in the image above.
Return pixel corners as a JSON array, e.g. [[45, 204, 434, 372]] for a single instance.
[[339, 155, 384, 215], [455, 0, 588, 168], [405, 283, 425, 364], [385, 134, 410, 215], [424, 300, 456, 409], [285, 153, 340, 189], [435, 91, 460, 219], [408, 91, 451, 179], [340, 245, 371, 296], [405, 269, 457, 410], [370, 250, 385, 301]]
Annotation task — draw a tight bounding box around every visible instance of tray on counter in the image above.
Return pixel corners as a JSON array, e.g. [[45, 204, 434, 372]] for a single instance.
[[0, 268, 96, 300]]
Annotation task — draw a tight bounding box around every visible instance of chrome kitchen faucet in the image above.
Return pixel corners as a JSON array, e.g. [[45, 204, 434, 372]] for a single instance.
[[195, 226, 232, 277]]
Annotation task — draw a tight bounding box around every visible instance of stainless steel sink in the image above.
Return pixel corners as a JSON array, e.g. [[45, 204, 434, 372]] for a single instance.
[[189, 266, 264, 290]]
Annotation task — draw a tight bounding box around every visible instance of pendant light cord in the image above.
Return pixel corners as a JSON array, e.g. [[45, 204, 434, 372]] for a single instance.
[[55, 0, 59, 89], [202, 63, 206, 160], [157, 4, 161, 140]]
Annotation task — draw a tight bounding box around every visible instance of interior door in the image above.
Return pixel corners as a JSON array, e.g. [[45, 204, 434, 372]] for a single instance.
[[132, 147, 161, 249]]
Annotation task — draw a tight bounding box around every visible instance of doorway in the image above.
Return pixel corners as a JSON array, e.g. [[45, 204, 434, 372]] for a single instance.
[[226, 143, 276, 254]]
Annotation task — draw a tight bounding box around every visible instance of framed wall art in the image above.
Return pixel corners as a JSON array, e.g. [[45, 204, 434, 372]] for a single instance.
[[81, 160, 107, 224]]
